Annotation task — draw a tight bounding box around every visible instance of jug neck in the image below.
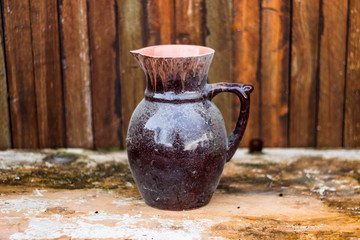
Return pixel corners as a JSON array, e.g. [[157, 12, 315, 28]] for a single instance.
[[131, 45, 214, 102]]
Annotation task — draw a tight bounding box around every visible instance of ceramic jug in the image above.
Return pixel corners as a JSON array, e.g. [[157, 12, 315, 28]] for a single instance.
[[127, 45, 253, 210]]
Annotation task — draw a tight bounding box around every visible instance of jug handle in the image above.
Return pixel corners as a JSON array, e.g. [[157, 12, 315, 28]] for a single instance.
[[206, 83, 254, 162]]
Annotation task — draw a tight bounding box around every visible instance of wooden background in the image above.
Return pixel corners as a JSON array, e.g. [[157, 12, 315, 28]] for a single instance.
[[0, 0, 359, 149]]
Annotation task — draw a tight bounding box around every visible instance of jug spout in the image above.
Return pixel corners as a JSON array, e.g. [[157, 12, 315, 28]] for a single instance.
[[130, 45, 214, 95], [129, 49, 141, 56]]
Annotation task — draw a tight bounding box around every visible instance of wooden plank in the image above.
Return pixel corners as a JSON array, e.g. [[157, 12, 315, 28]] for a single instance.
[[0, 3, 11, 149], [317, 0, 348, 147], [289, 0, 320, 147], [344, 0, 360, 148], [88, 0, 121, 148], [117, 0, 145, 147], [205, 0, 233, 136], [3, 0, 39, 148], [175, 0, 205, 45], [146, 0, 175, 45], [30, 0, 64, 148], [232, 0, 260, 147], [206, 0, 232, 132], [59, 0, 93, 148], [260, 0, 290, 147]]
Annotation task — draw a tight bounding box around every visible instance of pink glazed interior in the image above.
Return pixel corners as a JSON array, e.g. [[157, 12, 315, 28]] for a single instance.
[[131, 45, 214, 58]]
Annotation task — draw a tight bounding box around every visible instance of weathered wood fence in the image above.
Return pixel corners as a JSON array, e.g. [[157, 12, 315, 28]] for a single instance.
[[0, 0, 359, 149]]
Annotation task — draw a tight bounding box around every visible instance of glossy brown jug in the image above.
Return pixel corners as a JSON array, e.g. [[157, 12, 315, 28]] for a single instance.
[[127, 45, 253, 210]]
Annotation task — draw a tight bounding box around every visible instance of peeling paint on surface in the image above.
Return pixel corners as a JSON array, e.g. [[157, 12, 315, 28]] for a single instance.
[[1, 149, 360, 239]]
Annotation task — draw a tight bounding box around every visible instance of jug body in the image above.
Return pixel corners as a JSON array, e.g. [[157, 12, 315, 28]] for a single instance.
[[127, 45, 253, 210], [127, 98, 227, 210]]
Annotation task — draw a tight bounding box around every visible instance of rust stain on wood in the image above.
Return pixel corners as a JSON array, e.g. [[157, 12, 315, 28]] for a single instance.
[[30, 0, 64, 148], [59, 0, 93, 148], [317, 0, 348, 148], [344, 0, 360, 148], [232, 0, 261, 147], [3, 0, 39, 148], [289, 0, 319, 147], [260, 0, 291, 147], [88, 0, 122, 148]]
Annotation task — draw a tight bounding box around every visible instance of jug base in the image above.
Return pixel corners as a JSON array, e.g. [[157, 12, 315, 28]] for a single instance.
[[143, 196, 212, 211]]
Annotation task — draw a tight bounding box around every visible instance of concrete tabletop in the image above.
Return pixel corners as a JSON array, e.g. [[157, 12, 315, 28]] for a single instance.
[[1, 149, 360, 239]]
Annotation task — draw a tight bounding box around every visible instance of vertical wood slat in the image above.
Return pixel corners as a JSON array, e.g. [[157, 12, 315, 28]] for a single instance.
[[205, 0, 233, 135], [146, 0, 175, 45], [88, 0, 121, 148], [117, 0, 145, 146], [59, 0, 93, 148], [289, 0, 320, 147], [260, 0, 291, 147], [3, 0, 39, 148], [30, 0, 64, 148], [0, 2, 11, 149], [344, 0, 360, 148], [232, 0, 261, 147], [175, 0, 205, 45], [317, 0, 348, 147]]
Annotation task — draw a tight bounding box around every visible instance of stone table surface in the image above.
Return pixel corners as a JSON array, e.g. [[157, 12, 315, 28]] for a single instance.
[[0, 148, 360, 239]]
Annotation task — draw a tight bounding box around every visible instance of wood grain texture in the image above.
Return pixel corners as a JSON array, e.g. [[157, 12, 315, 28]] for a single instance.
[[317, 0, 348, 147], [344, 0, 360, 148], [289, 0, 320, 147], [205, 0, 233, 135], [88, 0, 121, 148], [117, 0, 145, 147], [0, 3, 11, 149], [260, 0, 291, 147], [3, 0, 39, 148], [175, 0, 205, 45], [59, 0, 93, 148], [232, 0, 260, 147], [0, 1, 358, 149], [146, 0, 175, 45], [30, 0, 64, 148]]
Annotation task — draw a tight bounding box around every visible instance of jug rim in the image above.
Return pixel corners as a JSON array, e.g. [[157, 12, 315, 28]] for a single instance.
[[130, 44, 215, 58]]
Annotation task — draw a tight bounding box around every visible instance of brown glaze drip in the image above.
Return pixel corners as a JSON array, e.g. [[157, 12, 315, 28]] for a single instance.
[[132, 53, 214, 93]]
